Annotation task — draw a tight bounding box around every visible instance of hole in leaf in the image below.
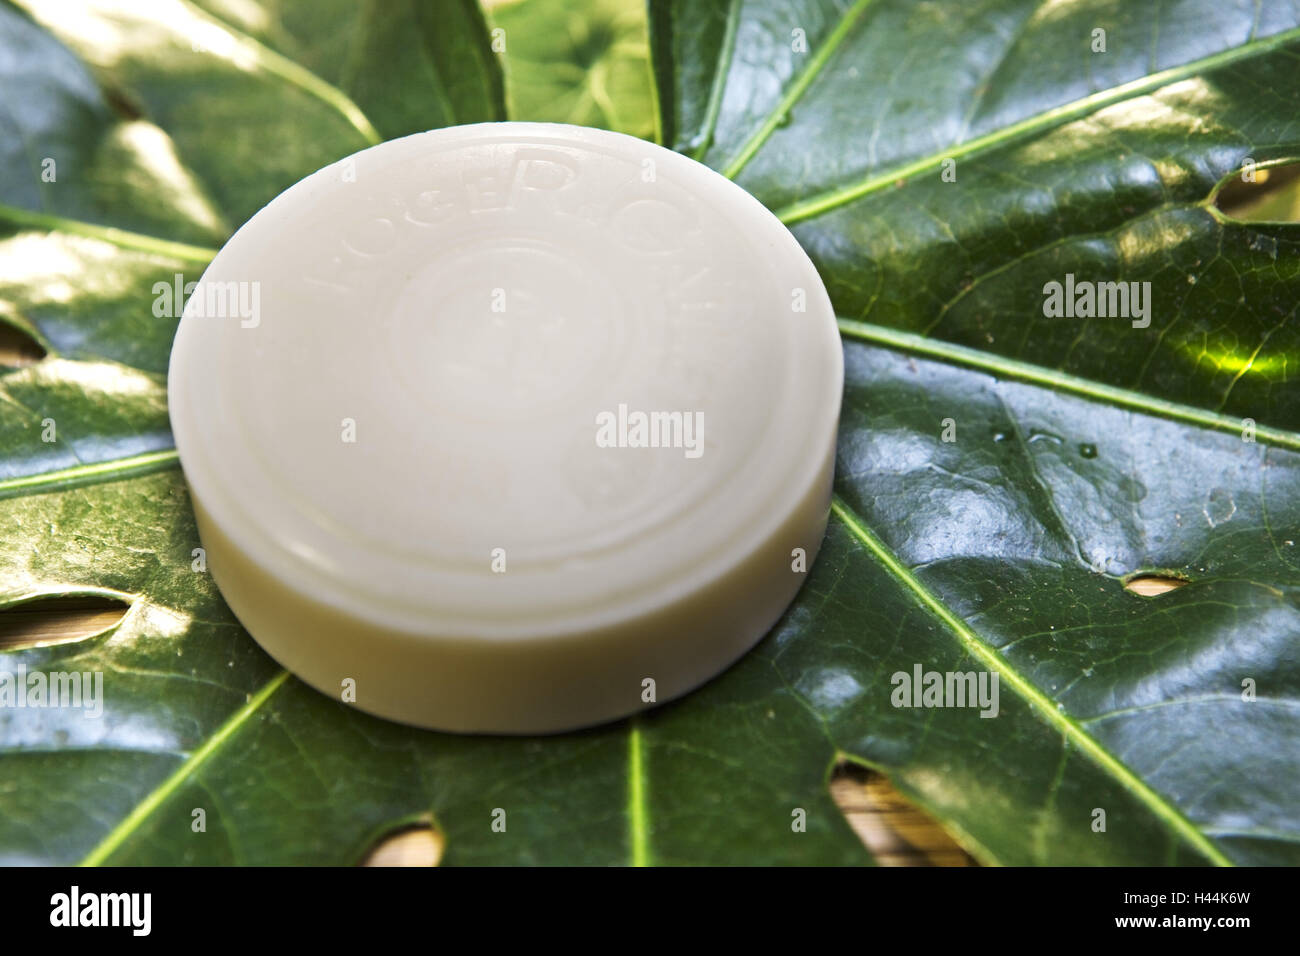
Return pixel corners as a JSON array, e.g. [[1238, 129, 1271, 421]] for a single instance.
[[0, 594, 131, 650], [1214, 159, 1300, 222], [831, 762, 978, 866], [0, 321, 47, 367], [360, 818, 443, 867], [1123, 574, 1189, 597]]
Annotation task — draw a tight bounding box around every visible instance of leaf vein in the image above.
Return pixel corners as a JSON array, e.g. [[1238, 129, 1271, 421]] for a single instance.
[[828, 495, 1232, 866]]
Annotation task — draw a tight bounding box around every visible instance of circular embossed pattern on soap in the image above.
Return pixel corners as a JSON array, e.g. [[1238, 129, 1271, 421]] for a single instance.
[[168, 122, 843, 733]]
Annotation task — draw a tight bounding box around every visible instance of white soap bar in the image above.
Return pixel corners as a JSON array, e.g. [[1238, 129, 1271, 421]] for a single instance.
[[168, 122, 842, 733]]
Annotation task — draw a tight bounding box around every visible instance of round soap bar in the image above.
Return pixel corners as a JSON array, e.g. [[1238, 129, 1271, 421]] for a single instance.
[[168, 122, 842, 734]]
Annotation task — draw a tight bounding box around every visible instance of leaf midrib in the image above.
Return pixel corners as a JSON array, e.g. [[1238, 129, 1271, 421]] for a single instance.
[[0, 450, 179, 499], [687, 0, 742, 160], [628, 717, 649, 866], [837, 319, 1300, 451], [79, 669, 291, 866], [177, 0, 382, 146], [719, 0, 877, 178], [0, 203, 218, 263], [747, 24, 1300, 224]]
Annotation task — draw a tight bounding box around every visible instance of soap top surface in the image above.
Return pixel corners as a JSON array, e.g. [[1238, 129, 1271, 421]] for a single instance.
[[168, 123, 842, 637]]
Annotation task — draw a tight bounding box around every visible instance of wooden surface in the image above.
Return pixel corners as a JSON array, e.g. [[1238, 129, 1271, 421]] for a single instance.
[[362, 819, 444, 867], [1123, 575, 1187, 597], [830, 763, 976, 866], [0, 595, 130, 650]]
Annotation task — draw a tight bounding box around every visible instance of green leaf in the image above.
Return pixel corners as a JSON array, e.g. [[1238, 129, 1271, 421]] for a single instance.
[[649, 0, 1300, 864], [2, 0, 1298, 866], [487, 0, 657, 140], [188, 0, 507, 137], [12, 0, 379, 229]]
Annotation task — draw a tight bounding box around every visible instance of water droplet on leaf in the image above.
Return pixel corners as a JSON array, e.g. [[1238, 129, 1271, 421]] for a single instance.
[[1203, 487, 1236, 528]]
